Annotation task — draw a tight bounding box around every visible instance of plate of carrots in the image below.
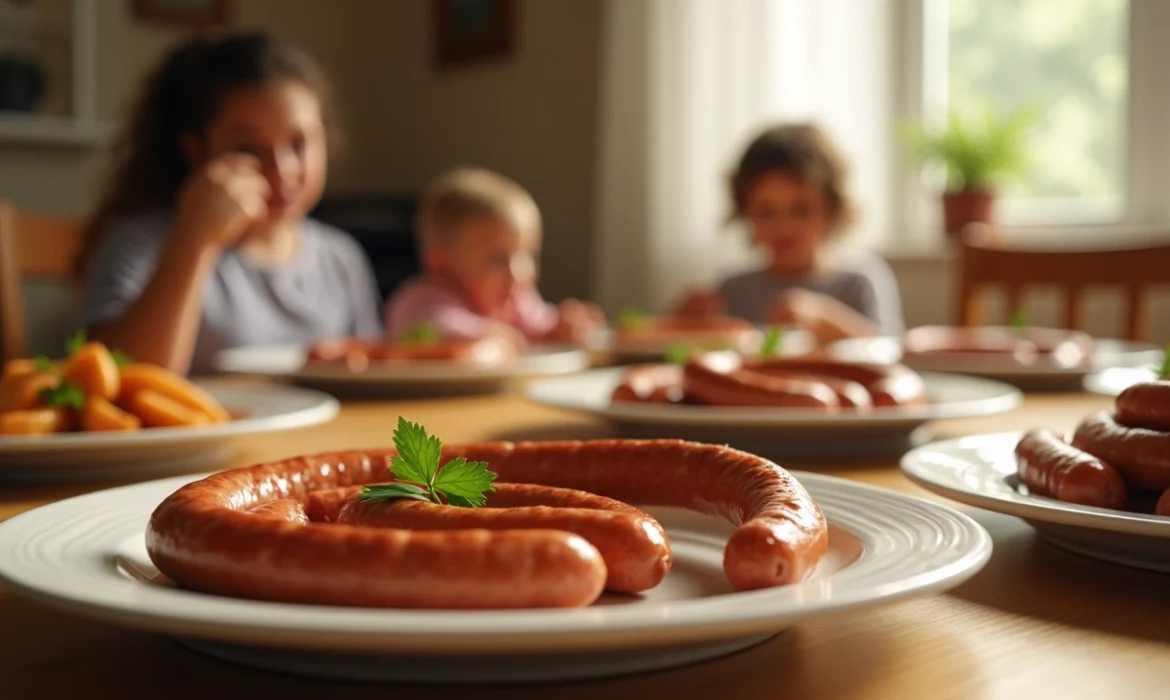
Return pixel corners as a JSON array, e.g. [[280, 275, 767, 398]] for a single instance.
[[0, 333, 340, 482]]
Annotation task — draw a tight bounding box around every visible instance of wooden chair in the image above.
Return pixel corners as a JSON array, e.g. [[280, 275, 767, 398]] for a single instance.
[[0, 200, 86, 361], [956, 225, 1170, 342]]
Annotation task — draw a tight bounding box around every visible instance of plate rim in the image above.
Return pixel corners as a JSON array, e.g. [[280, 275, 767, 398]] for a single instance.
[[0, 383, 340, 453], [522, 367, 1023, 427], [0, 470, 992, 653], [900, 430, 1170, 538], [212, 343, 591, 383]]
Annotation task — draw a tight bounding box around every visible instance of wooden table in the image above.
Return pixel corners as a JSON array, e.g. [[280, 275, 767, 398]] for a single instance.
[[1, 386, 1167, 699]]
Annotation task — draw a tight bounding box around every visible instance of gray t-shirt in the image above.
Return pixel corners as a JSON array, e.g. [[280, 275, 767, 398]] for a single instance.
[[84, 211, 384, 375], [718, 250, 904, 334]]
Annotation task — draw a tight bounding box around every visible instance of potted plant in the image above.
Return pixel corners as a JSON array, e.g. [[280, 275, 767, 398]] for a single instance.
[[900, 104, 1037, 238]]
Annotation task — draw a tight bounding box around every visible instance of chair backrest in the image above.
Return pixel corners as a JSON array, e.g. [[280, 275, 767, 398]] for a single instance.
[[956, 225, 1170, 341], [0, 200, 86, 361]]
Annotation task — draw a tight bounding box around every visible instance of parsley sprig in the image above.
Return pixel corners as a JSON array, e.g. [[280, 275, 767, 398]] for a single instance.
[[759, 326, 784, 357], [1010, 308, 1029, 333], [1159, 342, 1169, 380], [358, 418, 498, 507], [39, 383, 85, 410]]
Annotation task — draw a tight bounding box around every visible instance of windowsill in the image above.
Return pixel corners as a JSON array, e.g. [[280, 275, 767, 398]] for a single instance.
[[876, 223, 1170, 263], [0, 115, 114, 148]]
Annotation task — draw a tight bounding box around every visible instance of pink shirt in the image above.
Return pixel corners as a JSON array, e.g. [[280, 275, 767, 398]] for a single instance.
[[384, 275, 559, 341]]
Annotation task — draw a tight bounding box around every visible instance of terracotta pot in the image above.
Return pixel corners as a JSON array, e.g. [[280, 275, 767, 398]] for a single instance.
[[942, 189, 995, 237]]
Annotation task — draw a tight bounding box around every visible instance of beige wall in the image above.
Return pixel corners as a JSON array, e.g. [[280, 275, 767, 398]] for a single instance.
[[354, 0, 603, 301]]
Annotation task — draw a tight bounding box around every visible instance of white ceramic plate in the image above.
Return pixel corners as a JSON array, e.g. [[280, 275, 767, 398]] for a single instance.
[[1083, 366, 1159, 397], [0, 382, 339, 482], [901, 432, 1170, 573], [213, 343, 590, 397], [830, 336, 1162, 389], [587, 327, 816, 362], [0, 471, 990, 684], [523, 368, 1022, 460]]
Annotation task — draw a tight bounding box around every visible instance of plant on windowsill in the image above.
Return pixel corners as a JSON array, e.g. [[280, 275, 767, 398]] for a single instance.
[[899, 104, 1038, 240]]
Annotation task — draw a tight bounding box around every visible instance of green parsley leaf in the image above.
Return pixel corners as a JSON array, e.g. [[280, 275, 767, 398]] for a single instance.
[[111, 349, 134, 367], [388, 416, 442, 491], [1159, 342, 1170, 380], [39, 381, 85, 410], [34, 355, 57, 374], [357, 482, 431, 503], [397, 321, 439, 344], [360, 418, 498, 507], [759, 327, 784, 357], [65, 330, 87, 356], [1009, 308, 1029, 332], [617, 306, 651, 331], [432, 456, 497, 508]]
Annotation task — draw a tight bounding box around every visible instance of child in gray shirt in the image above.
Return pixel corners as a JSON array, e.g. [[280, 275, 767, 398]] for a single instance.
[[76, 32, 382, 375], [677, 123, 904, 342]]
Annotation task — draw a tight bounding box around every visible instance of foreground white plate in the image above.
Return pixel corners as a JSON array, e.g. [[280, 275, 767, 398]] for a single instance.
[[0, 383, 339, 482], [901, 432, 1170, 573], [0, 471, 990, 684], [831, 336, 1162, 389], [1083, 366, 1159, 397], [213, 344, 590, 397], [524, 368, 1022, 460]]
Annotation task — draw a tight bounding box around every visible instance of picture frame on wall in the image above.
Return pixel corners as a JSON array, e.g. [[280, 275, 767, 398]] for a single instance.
[[432, 0, 516, 70], [132, 0, 230, 27]]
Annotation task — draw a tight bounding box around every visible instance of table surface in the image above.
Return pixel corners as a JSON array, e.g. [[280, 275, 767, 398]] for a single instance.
[[1, 382, 1166, 700]]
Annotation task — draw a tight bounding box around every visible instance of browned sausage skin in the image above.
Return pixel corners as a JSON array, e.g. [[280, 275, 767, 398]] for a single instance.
[[1114, 381, 1170, 432], [146, 440, 827, 607], [339, 483, 672, 594], [1014, 428, 1127, 509], [1071, 411, 1170, 491]]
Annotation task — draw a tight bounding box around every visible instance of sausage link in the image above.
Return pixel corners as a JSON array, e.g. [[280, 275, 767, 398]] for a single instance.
[[743, 358, 926, 407], [1071, 411, 1170, 491], [439, 440, 828, 590], [682, 354, 840, 409], [611, 365, 685, 404], [338, 483, 672, 594], [1115, 381, 1170, 432], [1156, 488, 1170, 517], [1014, 428, 1127, 509]]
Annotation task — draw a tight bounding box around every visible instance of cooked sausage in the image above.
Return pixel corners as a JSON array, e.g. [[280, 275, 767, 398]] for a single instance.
[[1071, 411, 1170, 491], [1114, 381, 1170, 432], [146, 440, 827, 607], [611, 365, 685, 404], [338, 483, 672, 594], [1015, 428, 1127, 509], [682, 353, 841, 409]]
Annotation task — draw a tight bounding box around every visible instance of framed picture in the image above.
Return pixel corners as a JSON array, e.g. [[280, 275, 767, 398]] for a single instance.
[[133, 0, 230, 27], [432, 0, 516, 70]]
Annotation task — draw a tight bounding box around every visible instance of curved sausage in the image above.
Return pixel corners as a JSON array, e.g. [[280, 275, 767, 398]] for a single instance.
[[1071, 411, 1170, 491], [681, 353, 840, 409], [744, 358, 927, 407], [610, 365, 685, 404], [147, 451, 607, 610], [1014, 428, 1127, 509], [146, 440, 827, 606], [746, 367, 873, 410], [338, 483, 672, 594], [438, 440, 828, 590], [1115, 381, 1170, 432]]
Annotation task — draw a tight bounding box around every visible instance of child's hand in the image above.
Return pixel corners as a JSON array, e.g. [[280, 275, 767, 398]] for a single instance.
[[768, 289, 880, 344], [483, 321, 528, 357], [174, 154, 271, 252], [675, 289, 726, 317], [547, 299, 605, 345]]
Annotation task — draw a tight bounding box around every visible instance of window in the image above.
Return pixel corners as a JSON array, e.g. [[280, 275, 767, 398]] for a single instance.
[[897, 0, 1170, 244], [941, 0, 1128, 224]]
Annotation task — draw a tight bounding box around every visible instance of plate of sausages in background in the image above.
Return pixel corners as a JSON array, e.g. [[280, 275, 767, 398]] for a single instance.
[[901, 377, 1170, 573], [524, 353, 1023, 460], [829, 326, 1163, 391], [0, 437, 991, 684], [586, 314, 816, 363], [213, 341, 591, 398]]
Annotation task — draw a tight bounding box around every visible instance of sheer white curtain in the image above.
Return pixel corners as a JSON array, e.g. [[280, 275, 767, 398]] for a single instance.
[[592, 0, 895, 312]]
